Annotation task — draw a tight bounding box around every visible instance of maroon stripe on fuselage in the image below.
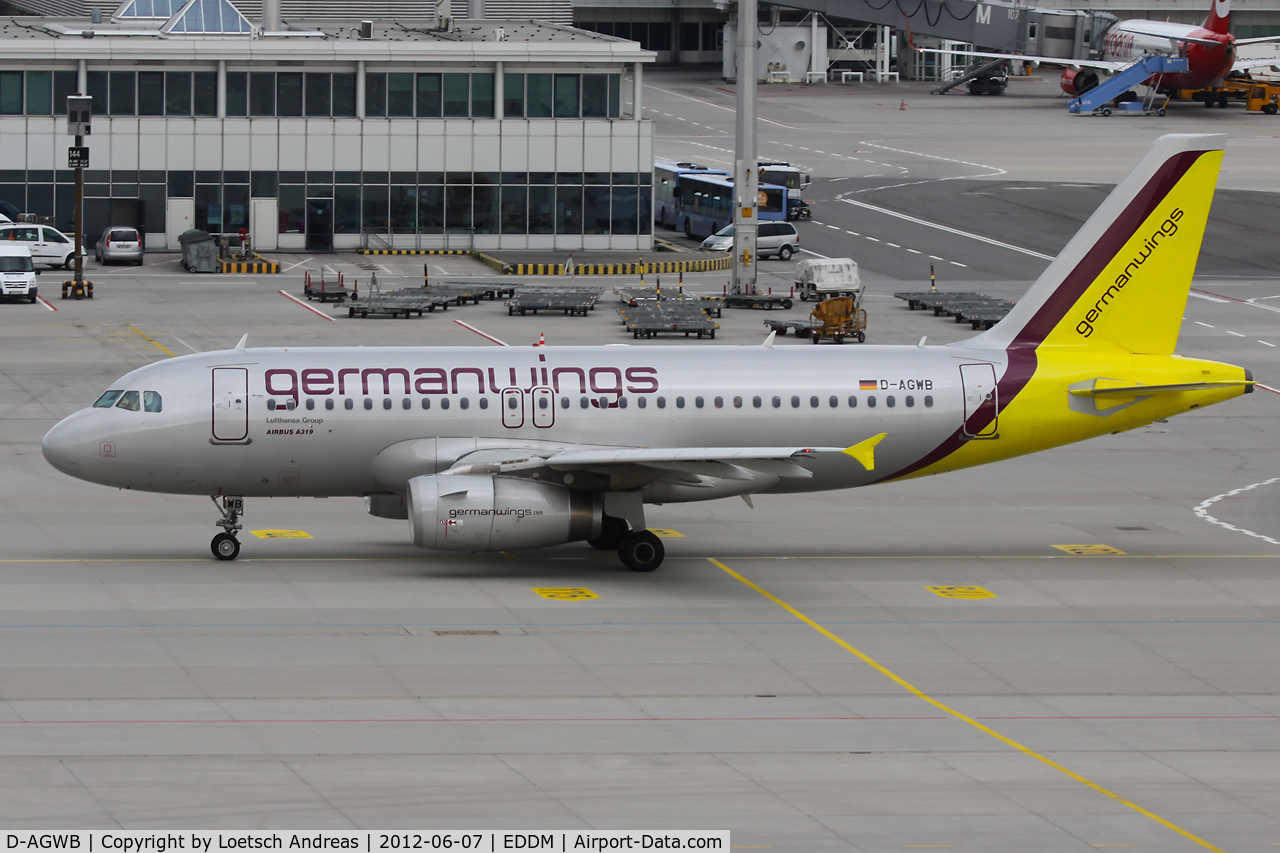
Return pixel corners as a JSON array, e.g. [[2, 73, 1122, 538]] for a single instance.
[[875, 148, 1208, 484]]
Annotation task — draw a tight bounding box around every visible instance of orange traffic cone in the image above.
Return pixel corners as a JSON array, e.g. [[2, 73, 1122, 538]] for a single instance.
[[534, 332, 545, 347], [900, 99, 907, 110]]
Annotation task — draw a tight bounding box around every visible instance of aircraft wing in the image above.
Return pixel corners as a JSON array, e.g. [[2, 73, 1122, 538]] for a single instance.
[[1233, 57, 1280, 72], [916, 47, 1127, 72], [445, 436, 889, 478], [1122, 29, 1222, 46], [1236, 35, 1280, 46]]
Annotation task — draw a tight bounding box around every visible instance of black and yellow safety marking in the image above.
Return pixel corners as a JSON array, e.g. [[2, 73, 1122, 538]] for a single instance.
[[220, 260, 280, 274], [496, 257, 733, 277], [926, 585, 996, 599], [709, 557, 1228, 853], [648, 529, 685, 538], [532, 587, 599, 601], [250, 529, 313, 539], [357, 249, 470, 255], [1052, 544, 1127, 556], [60, 279, 94, 299]]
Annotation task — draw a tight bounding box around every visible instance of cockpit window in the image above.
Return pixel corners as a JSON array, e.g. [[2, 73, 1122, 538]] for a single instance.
[[93, 390, 124, 408], [115, 390, 140, 411], [143, 391, 162, 412]]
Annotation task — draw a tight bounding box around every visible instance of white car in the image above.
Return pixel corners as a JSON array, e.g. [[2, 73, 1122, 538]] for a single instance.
[[0, 224, 76, 269]]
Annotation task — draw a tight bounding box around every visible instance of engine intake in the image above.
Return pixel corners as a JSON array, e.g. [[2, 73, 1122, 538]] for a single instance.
[[407, 473, 601, 551], [1061, 67, 1099, 96]]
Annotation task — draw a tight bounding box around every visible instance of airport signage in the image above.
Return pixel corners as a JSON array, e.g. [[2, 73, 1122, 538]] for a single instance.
[[67, 146, 89, 169]]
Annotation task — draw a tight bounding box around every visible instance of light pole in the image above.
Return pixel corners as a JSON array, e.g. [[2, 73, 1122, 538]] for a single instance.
[[730, 0, 759, 296], [66, 94, 92, 299]]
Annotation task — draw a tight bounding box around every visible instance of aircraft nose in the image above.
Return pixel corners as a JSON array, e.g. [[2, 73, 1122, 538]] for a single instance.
[[42, 417, 82, 477]]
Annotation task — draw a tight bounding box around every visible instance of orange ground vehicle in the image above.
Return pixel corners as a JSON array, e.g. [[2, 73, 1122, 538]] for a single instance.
[[808, 296, 867, 344]]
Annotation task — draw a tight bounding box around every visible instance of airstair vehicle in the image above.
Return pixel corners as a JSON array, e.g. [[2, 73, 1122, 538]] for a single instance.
[[1068, 55, 1189, 115]]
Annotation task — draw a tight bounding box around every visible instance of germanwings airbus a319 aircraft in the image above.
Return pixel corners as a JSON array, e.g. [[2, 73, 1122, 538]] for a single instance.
[[42, 134, 1253, 572]]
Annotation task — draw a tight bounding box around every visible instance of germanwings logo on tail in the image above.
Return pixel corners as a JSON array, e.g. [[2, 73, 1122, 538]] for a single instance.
[[1075, 208, 1185, 338]]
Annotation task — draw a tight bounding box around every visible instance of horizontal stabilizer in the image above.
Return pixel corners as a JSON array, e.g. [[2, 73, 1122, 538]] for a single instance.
[[1070, 380, 1253, 397]]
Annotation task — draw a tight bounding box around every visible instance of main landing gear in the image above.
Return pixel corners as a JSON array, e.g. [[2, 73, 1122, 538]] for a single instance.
[[588, 513, 665, 572], [211, 495, 244, 560]]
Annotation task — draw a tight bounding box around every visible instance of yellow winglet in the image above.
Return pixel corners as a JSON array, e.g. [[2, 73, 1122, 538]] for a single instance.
[[842, 433, 887, 471]]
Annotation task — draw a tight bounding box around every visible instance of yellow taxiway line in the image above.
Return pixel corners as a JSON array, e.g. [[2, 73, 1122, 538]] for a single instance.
[[708, 557, 1228, 853], [128, 325, 175, 357]]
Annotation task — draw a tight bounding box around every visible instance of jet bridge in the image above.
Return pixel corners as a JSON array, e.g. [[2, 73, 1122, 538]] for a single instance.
[[741, 0, 1117, 61]]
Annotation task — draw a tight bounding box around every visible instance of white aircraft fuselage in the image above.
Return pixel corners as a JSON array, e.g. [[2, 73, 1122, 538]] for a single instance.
[[39, 134, 1256, 570]]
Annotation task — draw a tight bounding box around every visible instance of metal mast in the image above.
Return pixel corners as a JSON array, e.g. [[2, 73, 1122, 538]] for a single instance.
[[730, 0, 758, 296]]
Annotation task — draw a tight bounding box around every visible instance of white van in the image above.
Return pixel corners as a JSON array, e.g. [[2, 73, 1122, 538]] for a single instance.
[[699, 221, 800, 260], [0, 223, 75, 269], [0, 243, 38, 303]]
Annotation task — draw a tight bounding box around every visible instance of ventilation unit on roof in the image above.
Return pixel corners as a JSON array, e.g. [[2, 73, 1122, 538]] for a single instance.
[[359, 19, 373, 38]]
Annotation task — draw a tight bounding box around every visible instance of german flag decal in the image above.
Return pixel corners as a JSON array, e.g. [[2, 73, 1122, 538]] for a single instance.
[[859, 380, 878, 390]]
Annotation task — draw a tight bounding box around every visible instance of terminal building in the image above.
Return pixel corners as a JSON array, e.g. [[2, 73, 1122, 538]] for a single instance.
[[0, 0, 655, 252]]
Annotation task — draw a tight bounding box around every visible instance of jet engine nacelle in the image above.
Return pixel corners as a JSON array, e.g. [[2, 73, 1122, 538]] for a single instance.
[[1060, 67, 1100, 96], [407, 473, 601, 551], [367, 494, 408, 519]]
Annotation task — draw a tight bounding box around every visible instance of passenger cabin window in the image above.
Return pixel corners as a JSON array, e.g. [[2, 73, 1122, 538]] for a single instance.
[[143, 391, 162, 412], [94, 390, 124, 408], [115, 390, 140, 411]]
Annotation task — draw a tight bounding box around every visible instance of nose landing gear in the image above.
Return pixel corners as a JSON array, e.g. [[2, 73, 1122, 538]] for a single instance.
[[211, 496, 244, 560]]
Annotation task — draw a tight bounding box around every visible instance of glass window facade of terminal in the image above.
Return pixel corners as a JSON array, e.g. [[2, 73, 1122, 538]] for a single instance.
[[0, 70, 621, 119], [0, 61, 642, 245], [0, 169, 651, 239]]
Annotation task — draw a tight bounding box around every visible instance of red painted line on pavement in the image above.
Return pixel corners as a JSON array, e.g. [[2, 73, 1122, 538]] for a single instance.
[[453, 319, 508, 346], [278, 289, 335, 321], [35, 295, 56, 311]]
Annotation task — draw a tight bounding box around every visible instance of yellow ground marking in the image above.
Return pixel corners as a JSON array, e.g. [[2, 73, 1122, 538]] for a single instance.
[[926, 585, 996, 599], [128, 325, 175, 357], [250, 529, 313, 539], [708, 557, 1228, 853], [1053, 544, 1127, 556], [648, 529, 685, 538], [532, 587, 599, 601]]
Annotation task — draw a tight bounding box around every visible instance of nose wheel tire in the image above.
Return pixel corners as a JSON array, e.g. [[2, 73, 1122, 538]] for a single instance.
[[211, 533, 241, 561], [618, 530, 664, 572]]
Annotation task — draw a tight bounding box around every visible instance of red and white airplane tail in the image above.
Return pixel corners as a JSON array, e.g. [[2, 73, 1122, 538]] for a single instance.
[[1204, 0, 1231, 35]]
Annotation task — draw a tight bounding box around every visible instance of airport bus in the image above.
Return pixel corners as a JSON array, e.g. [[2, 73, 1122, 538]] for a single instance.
[[653, 161, 729, 232], [654, 163, 789, 240]]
